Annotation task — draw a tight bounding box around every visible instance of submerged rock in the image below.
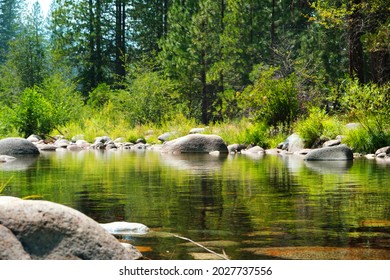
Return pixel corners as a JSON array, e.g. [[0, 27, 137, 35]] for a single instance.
[[100, 222, 150, 235], [0, 196, 142, 260]]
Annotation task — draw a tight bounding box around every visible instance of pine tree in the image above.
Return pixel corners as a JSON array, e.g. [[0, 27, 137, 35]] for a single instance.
[[0, 0, 23, 63]]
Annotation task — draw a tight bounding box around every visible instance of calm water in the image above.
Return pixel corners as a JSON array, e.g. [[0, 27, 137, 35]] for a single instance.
[[1, 149, 389, 260]]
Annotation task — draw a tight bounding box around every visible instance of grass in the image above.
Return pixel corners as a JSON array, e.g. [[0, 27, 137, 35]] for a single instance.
[[0, 176, 13, 195]]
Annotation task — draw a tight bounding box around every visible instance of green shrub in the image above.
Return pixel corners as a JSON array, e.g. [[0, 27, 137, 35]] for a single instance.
[[112, 70, 179, 127], [343, 122, 390, 153], [241, 66, 299, 128], [239, 121, 270, 147], [12, 88, 52, 137], [343, 79, 390, 134], [294, 107, 343, 148], [10, 74, 83, 138]]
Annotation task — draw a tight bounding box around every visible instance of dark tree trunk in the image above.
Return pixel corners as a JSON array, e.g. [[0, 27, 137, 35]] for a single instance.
[[88, 0, 96, 89], [115, 0, 126, 78], [348, 0, 365, 83]]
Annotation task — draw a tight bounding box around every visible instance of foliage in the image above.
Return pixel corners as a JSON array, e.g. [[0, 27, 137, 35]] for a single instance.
[[242, 66, 299, 127], [0, 104, 17, 136], [114, 68, 179, 127], [5, 1, 48, 88], [342, 79, 390, 134], [342, 125, 390, 153], [10, 74, 83, 138], [294, 107, 343, 148], [340, 79, 390, 152]]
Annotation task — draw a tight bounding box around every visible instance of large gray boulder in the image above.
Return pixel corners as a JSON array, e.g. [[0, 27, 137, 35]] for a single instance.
[[304, 144, 354, 161], [0, 196, 142, 260], [282, 133, 305, 153], [161, 134, 228, 154], [0, 138, 40, 156]]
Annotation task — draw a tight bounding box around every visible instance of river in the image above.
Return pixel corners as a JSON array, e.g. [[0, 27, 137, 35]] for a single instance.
[[1, 149, 389, 259]]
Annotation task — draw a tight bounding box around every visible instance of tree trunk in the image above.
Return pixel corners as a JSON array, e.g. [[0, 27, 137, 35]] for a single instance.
[[348, 0, 365, 83], [115, 0, 126, 78], [201, 49, 209, 125], [88, 0, 96, 89]]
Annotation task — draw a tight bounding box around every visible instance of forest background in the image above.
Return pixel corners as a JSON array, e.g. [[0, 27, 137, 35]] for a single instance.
[[0, 0, 389, 153]]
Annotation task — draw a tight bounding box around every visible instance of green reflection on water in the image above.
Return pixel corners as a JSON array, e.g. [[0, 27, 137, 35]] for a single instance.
[[1, 150, 389, 259]]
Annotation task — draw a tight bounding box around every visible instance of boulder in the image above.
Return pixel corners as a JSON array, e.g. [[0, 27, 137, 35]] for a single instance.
[[0, 196, 142, 260], [189, 127, 207, 134], [227, 143, 247, 153], [0, 138, 40, 156], [161, 134, 228, 154], [243, 146, 265, 154], [282, 133, 305, 153], [26, 134, 42, 143], [0, 225, 31, 260], [158, 132, 174, 143], [375, 146, 390, 156], [323, 139, 341, 147], [304, 144, 354, 161]]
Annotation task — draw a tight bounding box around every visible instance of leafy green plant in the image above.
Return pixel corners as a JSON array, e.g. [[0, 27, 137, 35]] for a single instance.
[[241, 66, 299, 128], [294, 107, 343, 148], [340, 79, 390, 152], [343, 79, 390, 135]]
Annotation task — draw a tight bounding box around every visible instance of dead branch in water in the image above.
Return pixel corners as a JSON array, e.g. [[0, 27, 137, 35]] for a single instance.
[[172, 234, 229, 260]]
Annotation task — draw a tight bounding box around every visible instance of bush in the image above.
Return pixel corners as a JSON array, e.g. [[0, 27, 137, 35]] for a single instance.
[[11, 74, 83, 137], [241, 66, 299, 127], [340, 79, 390, 153], [343, 123, 390, 153], [112, 70, 179, 127], [294, 107, 343, 148], [343, 79, 390, 134]]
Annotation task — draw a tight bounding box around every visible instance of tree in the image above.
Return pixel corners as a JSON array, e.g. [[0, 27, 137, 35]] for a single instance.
[[50, 0, 113, 94], [0, 1, 48, 92], [311, 0, 390, 84], [129, 0, 170, 58], [0, 0, 23, 63]]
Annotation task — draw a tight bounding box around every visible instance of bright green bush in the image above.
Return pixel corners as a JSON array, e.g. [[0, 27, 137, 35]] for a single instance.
[[294, 107, 343, 148], [10, 74, 83, 138], [343, 122, 390, 153], [343, 79, 390, 134], [241, 66, 299, 127], [112, 70, 179, 127], [340, 79, 390, 152]]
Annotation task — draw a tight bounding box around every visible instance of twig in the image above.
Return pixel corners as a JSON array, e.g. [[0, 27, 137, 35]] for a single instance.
[[172, 234, 229, 260]]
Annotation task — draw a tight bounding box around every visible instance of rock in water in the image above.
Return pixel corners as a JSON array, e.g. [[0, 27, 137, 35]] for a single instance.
[[0, 138, 40, 156], [304, 144, 354, 161], [100, 222, 150, 235], [161, 134, 228, 154], [0, 196, 142, 260]]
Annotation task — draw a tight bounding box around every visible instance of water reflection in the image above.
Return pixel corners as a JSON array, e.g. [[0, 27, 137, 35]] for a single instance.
[[160, 153, 228, 173], [304, 160, 354, 174], [0, 150, 389, 260], [0, 155, 38, 171]]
